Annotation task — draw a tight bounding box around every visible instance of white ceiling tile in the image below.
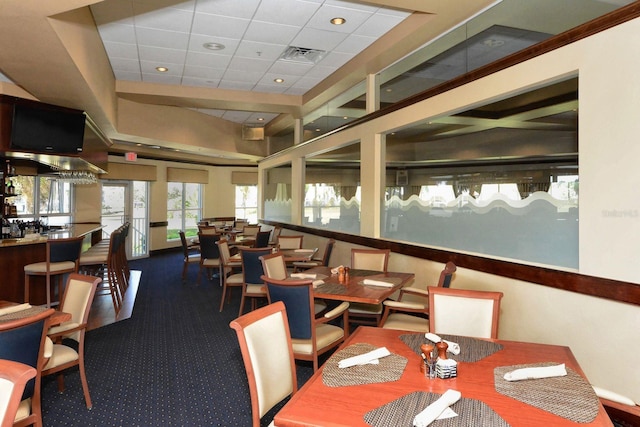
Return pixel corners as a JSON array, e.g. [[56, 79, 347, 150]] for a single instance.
[[258, 72, 301, 87], [110, 57, 142, 73], [141, 72, 182, 84], [217, 80, 256, 91], [195, 108, 225, 118], [303, 64, 337, 78], [220, 68, 263, 84], [191, 12, 250, 39], [333, 34, 376, 54], [227, 57, 272, 73], [268, 60, 313, 76], [194, 0, 261, 19], [182, 65, 225, 80], [375, 8, 412, 18], [185, 51, 232, 69], [253, 0, 321, 26], [307, 4, 372, 34], [187, 34, 240, 56], [222, 110, 252, 122], [252, 83, 289, 94], [97, 22, 137, 44], [291, 27, 348, 51], [293, 75, 326, 88], [134, 0, 195, 12], [325, 0, 379, 13], [103, 41, 139, 60], [139, 45, 187, 64], [132, 4, 193, 32], [182, 77, 220, 87], [113, 70, 142, 81], [235, 41, 287, 61], [284, 86, 307, 95], [355, 13, 406, 37], [317, 51, 352, 68], [243, 21, 301, 45], [136, 27, 189, 50]]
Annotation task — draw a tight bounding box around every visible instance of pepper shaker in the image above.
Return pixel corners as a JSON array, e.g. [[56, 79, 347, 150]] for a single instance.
[[436, 340, 449, 359]]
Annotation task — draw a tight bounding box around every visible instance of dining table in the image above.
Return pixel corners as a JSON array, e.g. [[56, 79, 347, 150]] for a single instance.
[[0, 300, 71, 326], [301, 266, 414, 305], [274, 326, 612, 427]]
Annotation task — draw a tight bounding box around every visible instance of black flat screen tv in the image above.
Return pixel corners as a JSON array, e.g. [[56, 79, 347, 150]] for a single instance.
[[10, 103, 86, 154]]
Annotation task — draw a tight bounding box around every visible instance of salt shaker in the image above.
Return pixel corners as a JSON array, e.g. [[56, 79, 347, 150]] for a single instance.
[[338, 266, 345, 283]]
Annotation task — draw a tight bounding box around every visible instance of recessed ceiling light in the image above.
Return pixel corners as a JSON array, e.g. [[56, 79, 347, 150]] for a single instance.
[[483, 39, 504, 47], [315, 128, 321, 132], [331, 17, 346, 25], [343, 116, 348, 120], [257, 117, 264, 121], [274, 78, 284, 83], [155, 66, 168, 72], [203, 42, 225, 51]]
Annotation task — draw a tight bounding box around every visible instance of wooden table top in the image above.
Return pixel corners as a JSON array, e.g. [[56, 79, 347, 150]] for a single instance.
[[274, 326, 612, 427], [305, 266, 414, 304], [0, 300, 71, 326]]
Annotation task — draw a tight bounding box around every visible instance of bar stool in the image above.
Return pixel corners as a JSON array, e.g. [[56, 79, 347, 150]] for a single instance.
[[24, 235, 84, 308]]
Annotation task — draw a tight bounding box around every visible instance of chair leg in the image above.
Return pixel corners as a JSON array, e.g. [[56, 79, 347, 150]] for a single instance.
[[78, 358, 92, 409], [219, 283, 228, 312], [24, 273, 30, 303], [239, 295, 246, 316], [46, 274, 52, 308]]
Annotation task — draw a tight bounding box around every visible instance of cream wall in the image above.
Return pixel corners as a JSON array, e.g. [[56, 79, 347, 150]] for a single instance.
[[74, 155, 257, 251], [261, 18, 640, 404]]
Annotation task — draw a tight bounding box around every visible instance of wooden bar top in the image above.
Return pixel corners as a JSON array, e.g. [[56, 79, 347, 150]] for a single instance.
[[0, 223, 102, 248]]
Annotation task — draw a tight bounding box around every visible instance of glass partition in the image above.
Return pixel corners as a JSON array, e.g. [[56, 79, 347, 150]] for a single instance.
[[263, 164, 293, 223], [382, 79, 579, 268], [304, 142, 361, 233]]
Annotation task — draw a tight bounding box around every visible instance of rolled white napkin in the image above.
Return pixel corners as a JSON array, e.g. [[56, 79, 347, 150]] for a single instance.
[[294, 249, 314, 253], [338, 347, 391, 368], [0, 303, 32, 316], [504, 363, 567, 381], [330, 265, 345, 275], [425, 333, 461, 355], [312, 279, 324, 288], [362, 278, 394, 287], [290, 273, 317, 279], [413, 389, 461, 427]]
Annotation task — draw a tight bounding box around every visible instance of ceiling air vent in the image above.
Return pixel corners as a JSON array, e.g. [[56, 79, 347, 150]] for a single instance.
[[278, 46, 326, 64]]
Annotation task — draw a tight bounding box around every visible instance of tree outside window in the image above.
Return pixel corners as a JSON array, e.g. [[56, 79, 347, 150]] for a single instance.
[[235, 185, 257, 223], [167, 182, 202, 239]]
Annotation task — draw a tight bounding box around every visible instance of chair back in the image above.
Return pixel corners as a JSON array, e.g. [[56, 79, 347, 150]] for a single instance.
[[0, 308, 54, 403], [235, 219, 249, 229], [241, 248, 272, 285], [438, 261, 457, 288], [198, 225, 218, 235], [216, 238, 232, 265], [48, 235, 84, 264], [320, 239, 336, 266], [179, 231, 190, 258], [259, 252, 288, 280], [277, 235, 303, 250], [229, 301, 297, 427], [261, 276, 314, 340], [351, 248, 390, 272], [0, 360, 36, 427], [428, 287, 503, 339], [198, 233, 221, 260], [253, 230, 271, 248], [270, 226, 282, 244], [57, 274, 101, 342], [242, 225, 261, 237]]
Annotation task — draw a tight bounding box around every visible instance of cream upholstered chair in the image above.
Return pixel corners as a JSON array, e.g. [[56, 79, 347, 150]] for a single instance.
[[0, 360, 36, 427], [261, 275, 349, 372], [428, 287, 503, 339], [292, 239, 335, 272], [241, 225, 260, 237], [347, 248, 390, 326], [381, 262, 456, 332], [259, 252, 327, 316], [276, 235, 303, 250], [198, 224, 219, 235], [217, 238, 244, 312], [0, 307, 55, 427], [229, 301, 297, 427], [268, 226, 282, 246], [179, 231, 200, 283], [24, 235, 84, 308], [42, 274, 101, 408]]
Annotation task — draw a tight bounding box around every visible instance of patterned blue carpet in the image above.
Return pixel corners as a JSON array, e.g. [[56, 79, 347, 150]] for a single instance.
[[41, 252, 314, 426]]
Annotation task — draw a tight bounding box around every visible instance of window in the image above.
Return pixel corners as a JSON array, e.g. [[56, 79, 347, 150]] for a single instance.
[[235, 185, 257, 223], [167, 182, 202, 240], [11, 175, 73, 226]]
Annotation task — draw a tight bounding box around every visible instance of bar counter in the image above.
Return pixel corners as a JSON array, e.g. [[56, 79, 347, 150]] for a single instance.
[[0, 223, 103, 304]]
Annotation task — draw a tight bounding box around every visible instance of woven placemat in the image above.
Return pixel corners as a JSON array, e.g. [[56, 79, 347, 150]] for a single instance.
[[323, 343, 408, 387], [494, 362, 599, 423], [364, 390, 511, 427], [314, 281, 347, 295], [400, 333, 504, 363], [0, 305, 49, 323]]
